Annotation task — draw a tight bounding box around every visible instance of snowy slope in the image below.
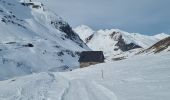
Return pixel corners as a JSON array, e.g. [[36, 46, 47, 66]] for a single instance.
[[0, 0, 90, 80], [0, 52, 169, 100], [74, 26, 169, 57], [154, 33, 169, 40]]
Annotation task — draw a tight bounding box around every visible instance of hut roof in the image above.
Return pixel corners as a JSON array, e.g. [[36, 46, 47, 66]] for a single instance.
[[79, 51, 104, 62]]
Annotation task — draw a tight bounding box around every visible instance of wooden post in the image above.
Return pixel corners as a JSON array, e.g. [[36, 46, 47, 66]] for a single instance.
[[101, 69, 104, 79]]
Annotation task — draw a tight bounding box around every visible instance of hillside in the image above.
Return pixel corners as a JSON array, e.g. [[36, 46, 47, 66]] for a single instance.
[[0, 0, 89, 80], [138, 36, 170, 54], [0, 52, 169, 100], [148, 36, 170, 53]]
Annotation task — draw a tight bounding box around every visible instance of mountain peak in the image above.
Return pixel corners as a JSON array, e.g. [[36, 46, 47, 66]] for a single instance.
[[76, 25, 93, 29], [73, 25, 94, 42], [153, 33, 169, 40]]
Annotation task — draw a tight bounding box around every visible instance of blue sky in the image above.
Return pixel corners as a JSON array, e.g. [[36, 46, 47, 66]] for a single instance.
[[39, 0, 170, 35]]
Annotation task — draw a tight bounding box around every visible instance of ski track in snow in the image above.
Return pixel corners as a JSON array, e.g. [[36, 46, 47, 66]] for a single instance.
[[60, 80, 118, 100], [59, 73, 118, 100]]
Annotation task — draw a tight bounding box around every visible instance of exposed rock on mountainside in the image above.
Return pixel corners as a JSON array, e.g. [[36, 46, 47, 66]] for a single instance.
[[51, 20, 85, 47], [85, 34, 94, 43], [148, 36, 170, 53], [111, 31, 142, 51]]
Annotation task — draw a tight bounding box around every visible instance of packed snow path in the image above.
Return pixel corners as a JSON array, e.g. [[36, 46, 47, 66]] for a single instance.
[[60, 79, 117, 100], [0, 72, 117, 100], [0, 52, 170, 100]]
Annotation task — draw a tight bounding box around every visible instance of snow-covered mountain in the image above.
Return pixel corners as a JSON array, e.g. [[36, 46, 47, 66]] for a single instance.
[[74, 25, 169, 58], [0, 0, 90, 80], [0, 51, 169, 100], [73, 25, 94, 42]]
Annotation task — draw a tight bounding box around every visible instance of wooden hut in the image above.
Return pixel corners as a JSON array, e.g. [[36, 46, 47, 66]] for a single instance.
[[79, 51, 104, 68]]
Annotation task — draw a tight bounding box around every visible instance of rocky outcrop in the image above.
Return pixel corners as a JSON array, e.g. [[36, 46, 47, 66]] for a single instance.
[[85, 34, 94, 43], [147, 36, 170, 53], [51, 20, 86, 47], [111, 31, 142, 51], [137, 36, 170, 54]]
